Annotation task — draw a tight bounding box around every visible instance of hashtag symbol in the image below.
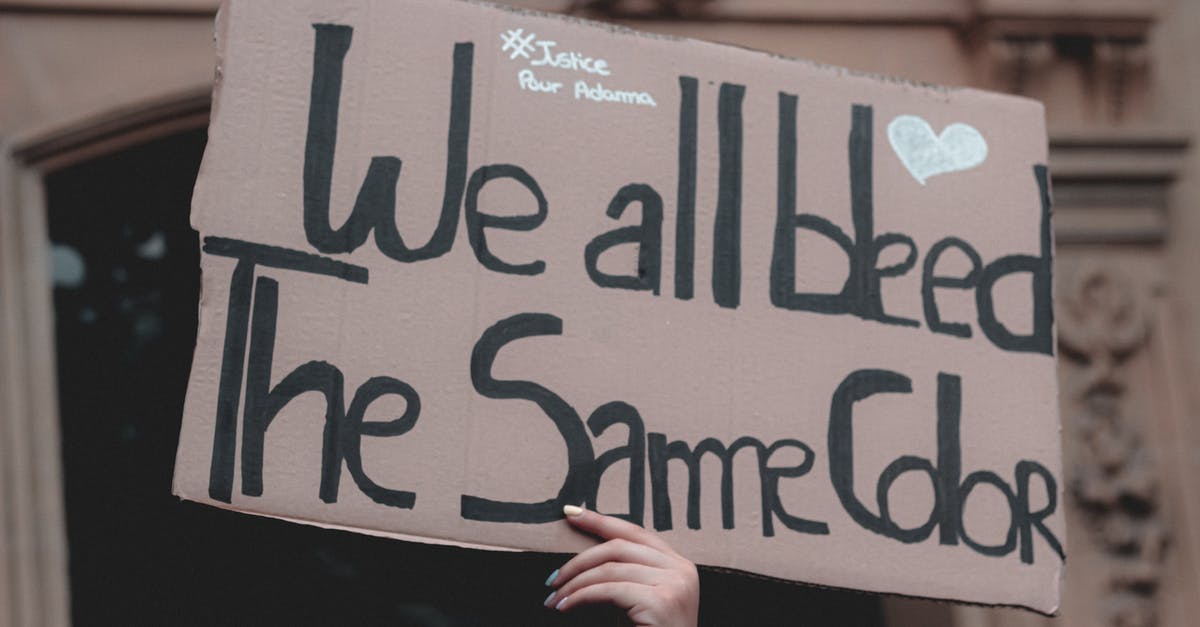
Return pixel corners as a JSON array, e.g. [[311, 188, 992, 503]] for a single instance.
[[500, 28, 536, 60]]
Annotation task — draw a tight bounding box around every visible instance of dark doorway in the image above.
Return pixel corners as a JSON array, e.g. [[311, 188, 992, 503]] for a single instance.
[[45, 128, 883, 626]]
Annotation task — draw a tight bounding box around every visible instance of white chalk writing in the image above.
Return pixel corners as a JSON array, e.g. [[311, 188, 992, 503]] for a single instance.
[[531, 41, 610, 76], [500, 28, 536, 60], [574, 80, 657, 107], [501, 26, 655, 108], [518, 69, 563, 94]]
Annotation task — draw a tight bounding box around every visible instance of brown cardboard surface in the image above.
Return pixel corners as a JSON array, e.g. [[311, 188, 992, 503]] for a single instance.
[[174, 0, 1065, 613]]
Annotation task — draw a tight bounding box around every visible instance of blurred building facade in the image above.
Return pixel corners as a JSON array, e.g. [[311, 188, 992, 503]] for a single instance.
[[2, 0, 1198, 625]]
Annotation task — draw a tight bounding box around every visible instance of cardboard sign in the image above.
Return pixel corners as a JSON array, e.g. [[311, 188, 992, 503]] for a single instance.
[[174, 0, 1065, 613]]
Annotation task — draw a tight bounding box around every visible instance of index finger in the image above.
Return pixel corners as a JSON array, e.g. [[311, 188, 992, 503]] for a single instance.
[[562, 505, 677, 556]]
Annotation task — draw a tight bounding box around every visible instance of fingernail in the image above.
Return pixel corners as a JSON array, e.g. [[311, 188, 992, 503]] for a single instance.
[[543, 591, 556, 607], [563, 504, 584, 517], [555, 595, 569, 611], [544, 568, 559, 587]]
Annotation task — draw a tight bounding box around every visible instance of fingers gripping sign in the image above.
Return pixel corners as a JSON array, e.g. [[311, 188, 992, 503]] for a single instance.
[[544, 505, 700, 627]]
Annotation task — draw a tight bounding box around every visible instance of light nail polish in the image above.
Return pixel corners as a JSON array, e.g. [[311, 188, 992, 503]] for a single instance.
[[544, 568, 559, 587], [563, 504, 584, 517], [543, 591, 556, 607], [555, 595, 569, 610]]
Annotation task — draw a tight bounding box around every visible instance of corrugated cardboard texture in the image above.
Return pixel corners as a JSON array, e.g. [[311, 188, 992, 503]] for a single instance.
[[175, 0, 1065, 613]]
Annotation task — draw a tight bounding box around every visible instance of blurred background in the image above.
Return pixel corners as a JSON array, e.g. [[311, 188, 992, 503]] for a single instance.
[[1, 0, 1198, 625]]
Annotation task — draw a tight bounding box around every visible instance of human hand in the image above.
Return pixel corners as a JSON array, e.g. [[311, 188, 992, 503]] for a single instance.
[[543, 505, 699, 627]]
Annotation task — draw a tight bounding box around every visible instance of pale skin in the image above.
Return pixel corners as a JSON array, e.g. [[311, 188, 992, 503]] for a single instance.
[[544, 505, 700, 627]]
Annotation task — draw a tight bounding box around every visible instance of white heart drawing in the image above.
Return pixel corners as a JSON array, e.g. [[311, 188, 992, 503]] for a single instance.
[[887, 115, 988, 185]]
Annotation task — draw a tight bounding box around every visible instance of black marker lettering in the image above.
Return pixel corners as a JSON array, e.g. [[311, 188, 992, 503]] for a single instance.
[[976, 165, 1054, 355], [586, 401, 646, 525], [675, 76, 698, 300], [204, 238, 417, 508], [648, 433, 825, 536], [208, 258, 254, 503], [340, 376, 422, 509], [203, 237, 368, 503], [1015, 460, 1065, 563], [462, 313, 595, 522], [760, 439, 829, 537], [712, 83, 745, 309], [827, 369, 926, 540], [922, 237, 983, 338], [956, 471, 1017, 556], [240, 275, 348, 503], [828, 368, 1062, 561], [464, 164, 549, 276], [771, 102, 918, 327], [303, 24, 472, 262], [584, 183, 663, 293]]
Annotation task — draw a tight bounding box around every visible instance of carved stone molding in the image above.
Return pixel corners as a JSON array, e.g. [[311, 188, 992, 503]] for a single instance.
[[1094, 38, 1151, 121], [1058, 264, 1167, 627], [984, 32, 1150, 123], [986, 36, 1055, 96]]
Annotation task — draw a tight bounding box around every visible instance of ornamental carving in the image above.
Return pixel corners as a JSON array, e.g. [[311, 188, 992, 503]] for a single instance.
[[986, 34, 1149, 122], [1057, 264, 1167, 627]]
